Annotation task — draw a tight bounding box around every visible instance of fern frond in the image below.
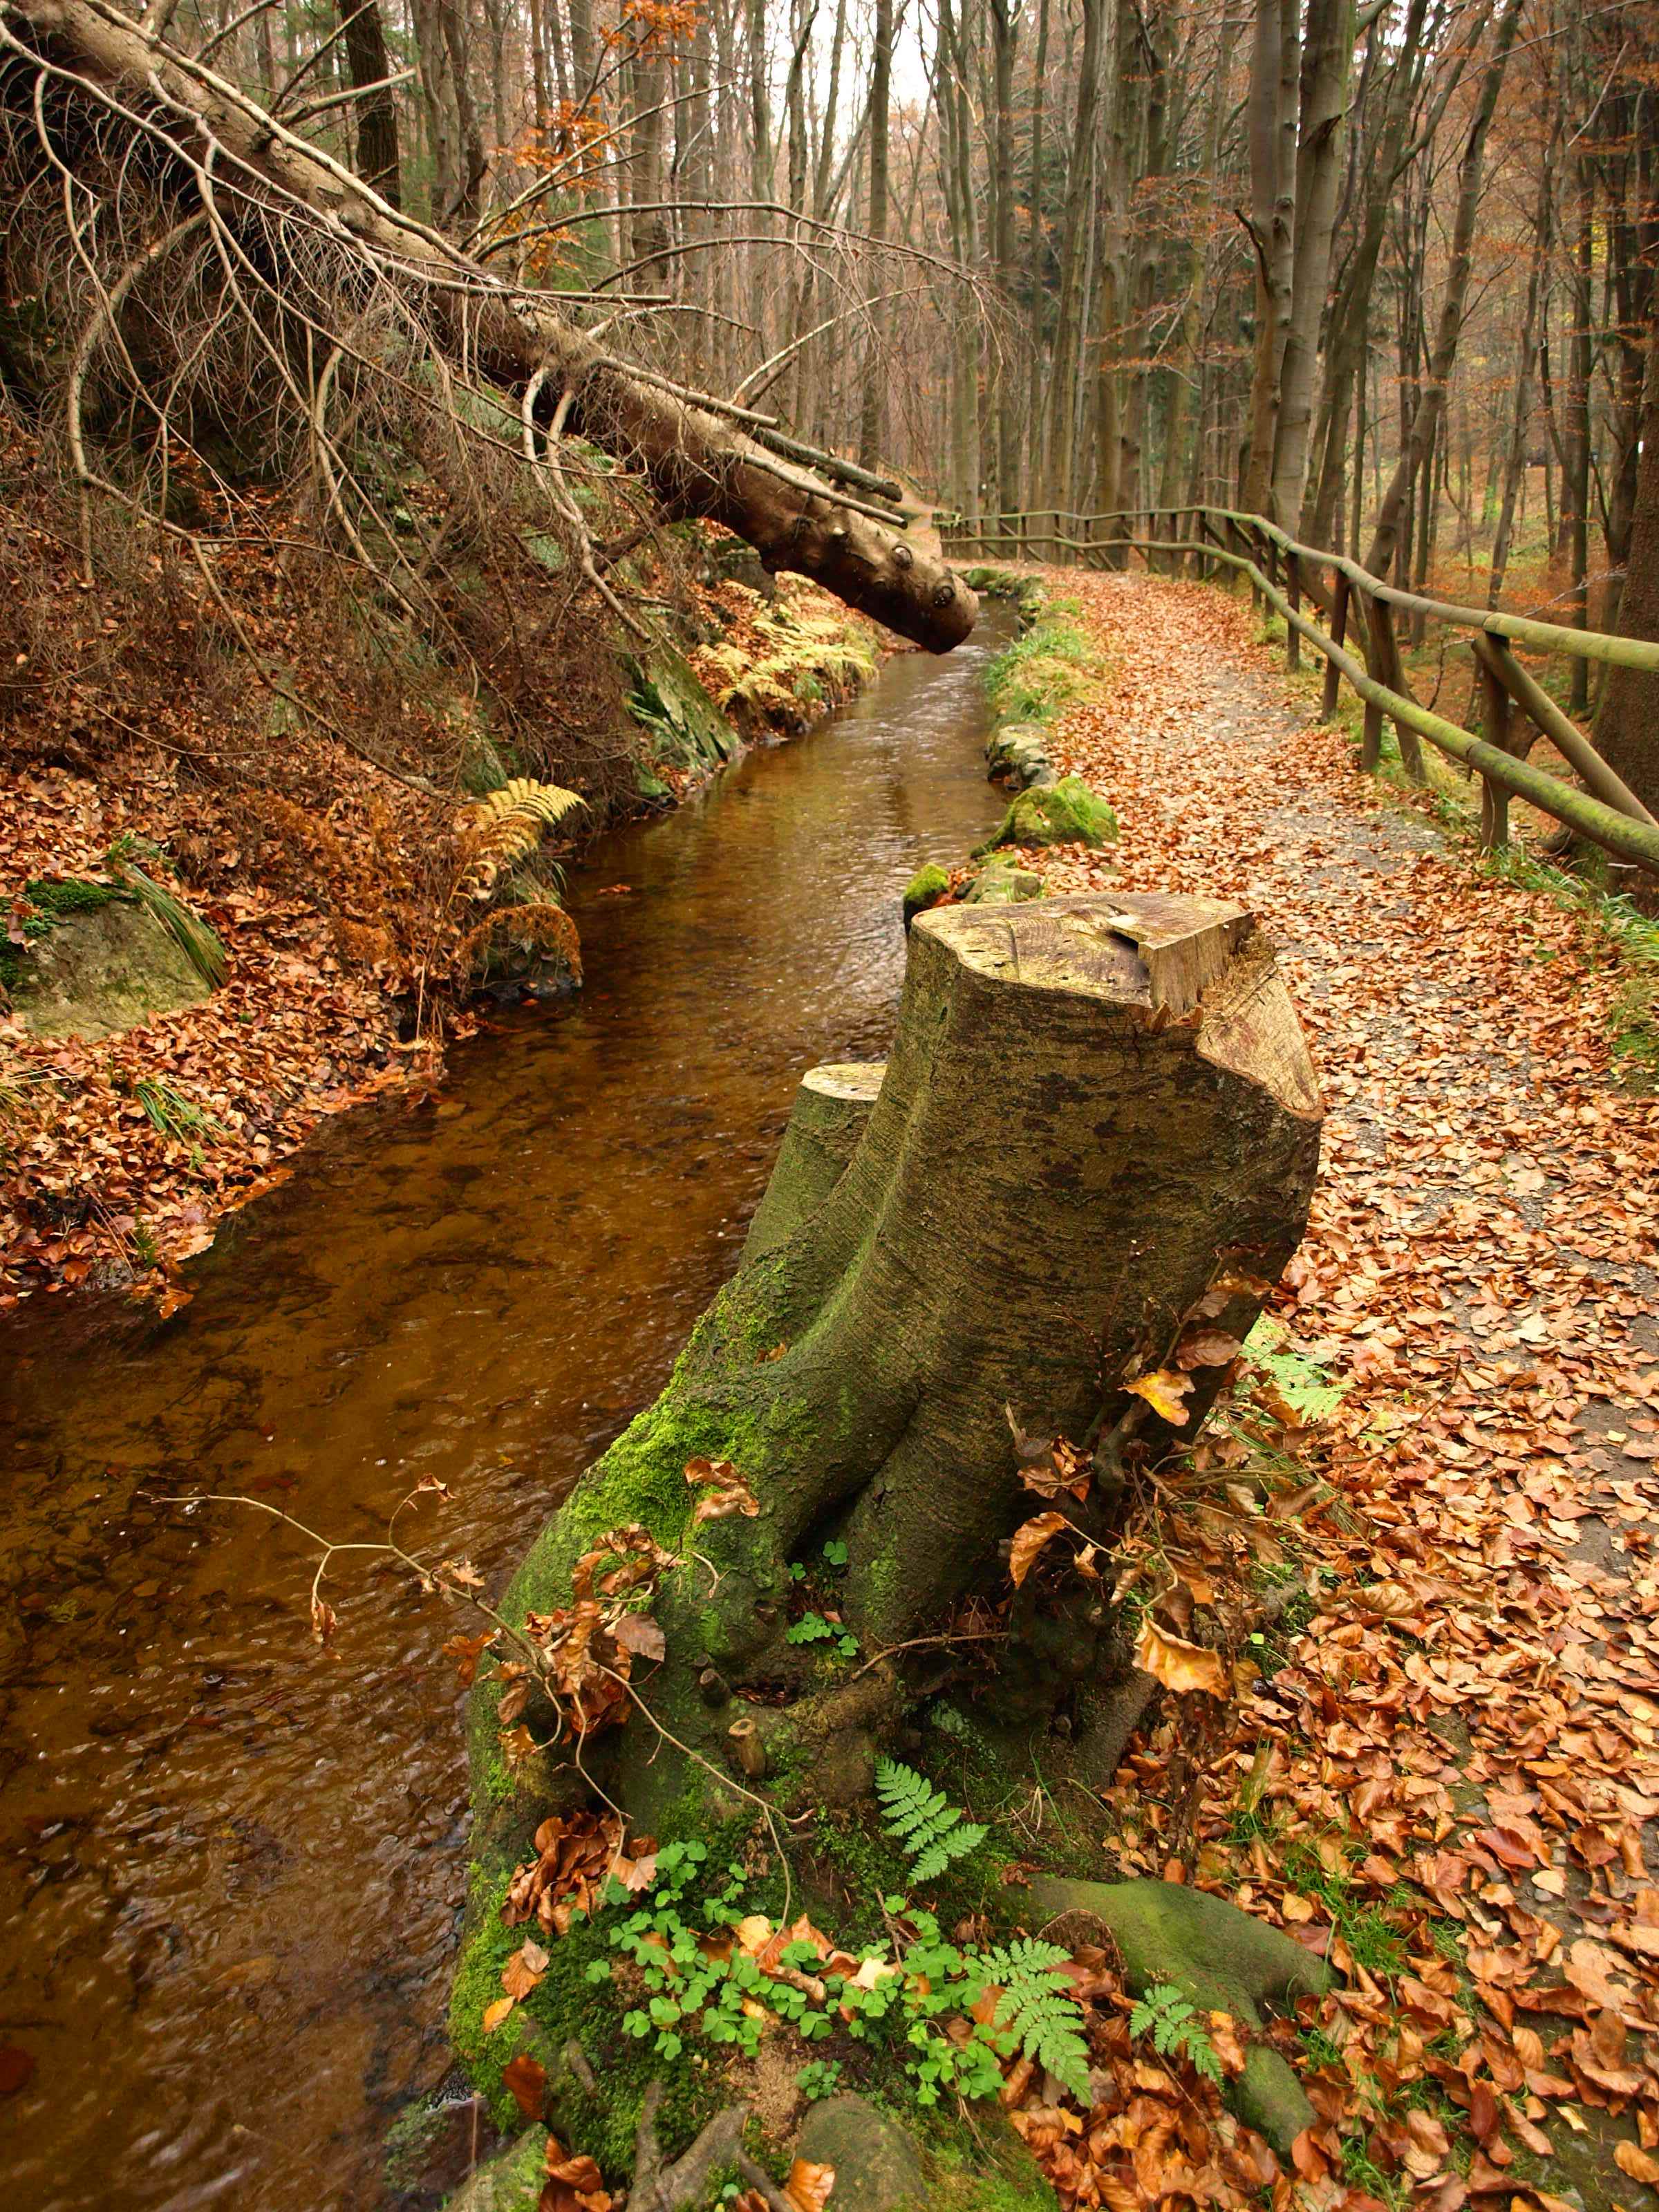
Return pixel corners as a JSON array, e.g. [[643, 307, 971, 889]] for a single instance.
[[457, 780, 585, 903], [1128, 1983, 1223, 2086], [875, 1759, 988, 1882], [468, 777, 586, 830], [976, 1940, 1091, 2103], [457, 901, 583, 983]]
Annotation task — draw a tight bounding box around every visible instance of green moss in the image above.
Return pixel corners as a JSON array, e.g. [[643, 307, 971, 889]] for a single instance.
[[973, 777, 1117, 856], [984, 605, 1105, 727], [902, 864, 951, 930], [1, 877, 128, 991]]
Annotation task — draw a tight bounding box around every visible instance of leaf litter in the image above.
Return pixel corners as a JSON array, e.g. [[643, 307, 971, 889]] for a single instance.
[[984, 568, 1659, 2212]]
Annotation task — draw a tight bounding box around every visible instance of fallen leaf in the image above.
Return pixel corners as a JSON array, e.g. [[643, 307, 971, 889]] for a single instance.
[[1010, 1510, 1070, 1586], [503, 2052, 547, 2120], [782, 2157, 836, 2212], [1125, 1368, 1194, 1425], [1134, 1615, 1228, 1698]]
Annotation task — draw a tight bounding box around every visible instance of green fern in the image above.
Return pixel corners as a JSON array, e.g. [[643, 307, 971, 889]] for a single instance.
[[874, 1758, 988, 1883], [1127, 1982, 1224, 2086], [977, 1939, 1093, 2103]]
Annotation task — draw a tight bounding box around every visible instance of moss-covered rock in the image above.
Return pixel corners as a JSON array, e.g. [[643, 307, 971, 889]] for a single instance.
[[974, 778, 1117, 856], [442, 2124, 548, 2212], [901, 863, 951, 930], [626, 644, 739, 776], [964, 864, 1044, 908], [984, 723, 1055, 792], [796, 2095, 928, 2212], [3, 887, 213, 1039]]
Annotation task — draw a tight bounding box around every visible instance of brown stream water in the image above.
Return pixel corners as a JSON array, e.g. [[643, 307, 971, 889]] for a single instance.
[[0, 619, 1010, 2212]]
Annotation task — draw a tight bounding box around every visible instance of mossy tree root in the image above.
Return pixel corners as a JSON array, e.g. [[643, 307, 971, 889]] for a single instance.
[[1031, 1876, 1333, 2153], [478, 891, 1321, 1836]]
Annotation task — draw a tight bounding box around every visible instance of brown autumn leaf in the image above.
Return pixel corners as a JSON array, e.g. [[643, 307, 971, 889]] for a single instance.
[[502, 2052, 547, 2120], [1615, 2143, 1659, 2186], [1134, 1615, 1228, 1698], [482, 1994, 516, 2034], [501, 1938, 550, 2001], [684, 1456, 762, 1523], [1175, 1327, 1244, 1371], [1009, 1511, 1070, 1586], [782, 2158, 836, 2212], [443, 1628, 498, 1686], [610, 1611, 666, 1662], [540, 2134, 612, 2212]]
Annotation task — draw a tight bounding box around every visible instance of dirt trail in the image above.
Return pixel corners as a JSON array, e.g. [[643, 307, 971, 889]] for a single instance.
[[1039, 570, 1659, 2209]]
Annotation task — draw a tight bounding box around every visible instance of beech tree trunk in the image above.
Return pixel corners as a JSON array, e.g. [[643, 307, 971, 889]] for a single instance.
[[4, 0, 976, 654], [485, 893, 1322, 1838]]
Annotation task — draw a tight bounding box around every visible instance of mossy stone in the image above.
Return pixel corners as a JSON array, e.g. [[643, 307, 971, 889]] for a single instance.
[[964, 865, 1044, 907], [796, 2096, 928, 2212], [6, 895, 212, 1039], [974, 777, 1117, 856], [442, 2124, 547, 2212], [901, 863, 951, 930]]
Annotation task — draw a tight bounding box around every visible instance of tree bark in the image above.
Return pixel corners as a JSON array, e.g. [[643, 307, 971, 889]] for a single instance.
[[1268, 0, 1352, 528], [338, 0, 400, 208], [4, 0, 975, 651], [1362, 0, 1523, 581], [484, 892, 1322, 1832], [1594, 297, 1659, 818], [1241, 0, 1298, 514]]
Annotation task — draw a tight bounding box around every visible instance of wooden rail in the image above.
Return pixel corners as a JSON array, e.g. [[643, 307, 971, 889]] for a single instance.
[[939, 505, 1659, 879]]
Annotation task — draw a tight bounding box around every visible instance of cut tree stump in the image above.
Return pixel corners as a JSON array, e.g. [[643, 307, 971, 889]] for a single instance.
[[482, 890, 1322, 1830]]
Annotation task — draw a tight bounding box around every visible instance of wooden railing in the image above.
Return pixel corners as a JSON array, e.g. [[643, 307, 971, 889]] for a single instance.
[[938, 505, 1659, 880]]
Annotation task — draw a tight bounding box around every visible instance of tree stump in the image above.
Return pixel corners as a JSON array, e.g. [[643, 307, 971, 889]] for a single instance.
[[482, 891, 1322, 1830]]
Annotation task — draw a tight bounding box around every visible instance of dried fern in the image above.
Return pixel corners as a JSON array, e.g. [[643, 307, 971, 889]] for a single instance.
[[457, 901, 583, 984], [456, 778, 585, 902]]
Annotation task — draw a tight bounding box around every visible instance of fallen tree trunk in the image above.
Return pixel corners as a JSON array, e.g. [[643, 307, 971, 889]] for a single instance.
[[0, 0, 977, 653], [480, 890, 1322, 1839]]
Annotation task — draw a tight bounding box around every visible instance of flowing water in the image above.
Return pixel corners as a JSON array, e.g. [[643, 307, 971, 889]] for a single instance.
[[0, 619, 1011, 2212]]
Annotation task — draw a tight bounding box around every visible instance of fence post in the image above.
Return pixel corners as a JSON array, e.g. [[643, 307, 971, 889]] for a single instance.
[[1285, 550, 1302, 671], [1321, 572, 1349, 720], [1371, 599, 1426, 784], [1358, 588, 1387, 771], [1477, 646, 1513, 848]]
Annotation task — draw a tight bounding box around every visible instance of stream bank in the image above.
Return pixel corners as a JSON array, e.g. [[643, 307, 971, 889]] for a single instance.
[[0, 522, 878, 1307]]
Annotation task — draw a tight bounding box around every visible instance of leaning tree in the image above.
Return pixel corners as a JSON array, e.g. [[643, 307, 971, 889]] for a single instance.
[[0, 0, 976, 655]]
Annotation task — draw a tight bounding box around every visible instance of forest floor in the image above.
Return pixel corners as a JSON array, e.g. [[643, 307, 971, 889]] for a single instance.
[[1004, 570, 1659, 2212]]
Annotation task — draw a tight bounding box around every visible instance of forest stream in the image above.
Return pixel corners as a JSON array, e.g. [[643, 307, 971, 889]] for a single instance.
[[0, 616, 1012, 2212]]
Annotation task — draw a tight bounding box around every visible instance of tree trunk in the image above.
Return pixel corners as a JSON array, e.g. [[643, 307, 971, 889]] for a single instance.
[[338, 0, 400, 208], [1268, 0, 1351, 527], [1042, 0, 1103, 509], [482, 892, 1322, 1833], [857, 0, 892, 471], [1362, 0, 1523, 581], [1241, 0, 1298, 514], [1594, 298, 1659, 817], [7, 0, 975, 651]]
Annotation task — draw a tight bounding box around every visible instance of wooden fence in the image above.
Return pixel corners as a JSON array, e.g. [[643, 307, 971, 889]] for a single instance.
[[937, 505, 1659, 881]]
